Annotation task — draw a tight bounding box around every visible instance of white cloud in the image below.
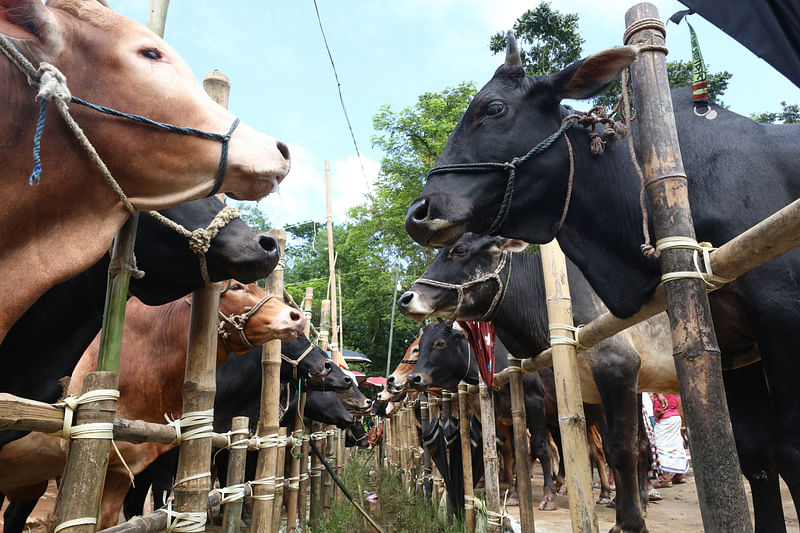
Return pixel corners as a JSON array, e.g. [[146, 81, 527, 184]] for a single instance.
[[242, 144, 378, 229]]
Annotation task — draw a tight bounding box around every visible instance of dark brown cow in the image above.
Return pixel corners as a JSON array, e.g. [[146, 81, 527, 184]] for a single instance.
[[0, 281, 305, 529], [0, 0, 291, 343]]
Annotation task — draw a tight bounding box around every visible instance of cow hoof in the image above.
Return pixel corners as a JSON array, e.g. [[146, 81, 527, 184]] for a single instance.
[[538, 494, 558, 511], [505, 492, 519, 506], [596, 495, 612, 505], [607, 523, 649, 533]]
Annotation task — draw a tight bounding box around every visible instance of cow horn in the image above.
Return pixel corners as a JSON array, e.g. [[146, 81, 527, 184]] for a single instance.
[[504, 30, 522, 67]]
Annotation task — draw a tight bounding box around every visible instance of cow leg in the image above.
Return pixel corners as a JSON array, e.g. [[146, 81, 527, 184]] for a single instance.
[[589, 339, 647, 533], [549, 425, 567, 494], [497, 424, 515, 491], [724, 363, 786, 533], [526, 394, 558, 511], [587, 422, 612, 504], [637, 414, 651, 512], [2, 482, 48, 533]]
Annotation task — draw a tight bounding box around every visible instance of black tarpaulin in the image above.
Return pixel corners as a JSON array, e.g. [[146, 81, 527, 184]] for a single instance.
[[678, 0, 800, 88]]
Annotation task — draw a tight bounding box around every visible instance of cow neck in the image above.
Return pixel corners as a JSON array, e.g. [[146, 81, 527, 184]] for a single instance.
[[491, 251, 551, 358], [555, 119, 662, 318]]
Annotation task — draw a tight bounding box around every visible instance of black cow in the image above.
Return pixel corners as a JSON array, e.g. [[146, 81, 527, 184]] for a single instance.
[[398, 233, 658, 529], [405, 37, 800, 533], [407, 322, 558, 510], [0, 197, 278, 453]]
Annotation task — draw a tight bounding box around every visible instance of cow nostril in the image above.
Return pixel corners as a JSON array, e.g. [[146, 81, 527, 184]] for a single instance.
[[397, 292, 414, 309], [277, 141, 290, 163], [409, 197, 430, 222], [344, 376, 352, 386], [324, 361, 333, 371], [289, 310, 302, 323], [386, 376, 395, 385], [408, 374, 421, 385], [258, 234, 278, 253]]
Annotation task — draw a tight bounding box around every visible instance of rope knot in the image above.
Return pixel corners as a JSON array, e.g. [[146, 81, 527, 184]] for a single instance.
[[588, 132, 605, 155], [188, 228, 212, 254], [36, 63, 71, 103]]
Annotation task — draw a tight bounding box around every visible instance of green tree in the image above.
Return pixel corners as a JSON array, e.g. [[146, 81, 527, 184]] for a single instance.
[[751, 101, 800, 124], [489, 2, 583, 76]]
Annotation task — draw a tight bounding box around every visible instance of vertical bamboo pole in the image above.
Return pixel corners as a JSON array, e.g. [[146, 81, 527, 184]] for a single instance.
[[318, 298, 333, 516], [624, 5, 751, 531], [222, 416, 249, 533], [170, 67, 232, 529], [289, 287, 314, 530], [540, 240, 597, 532], [325, 160, 340, 361], [338, 271, 344, 353], [323, 426, 335, 512], [309, 422, 323, 528], [335, 426, 345, 502], [419, 392, 433, 502], [271, 426, 288, 532], [251, 229, 286, 532], [458, 383, 475, 532], [478, 383, 502, 533], [54, 4, 167, 530], [508, 357, 535, 533]]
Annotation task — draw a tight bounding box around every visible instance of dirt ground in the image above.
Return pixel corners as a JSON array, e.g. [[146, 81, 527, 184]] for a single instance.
[[2, 465, 797, 532]]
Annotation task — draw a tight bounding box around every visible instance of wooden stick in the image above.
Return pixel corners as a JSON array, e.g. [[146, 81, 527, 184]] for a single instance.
[[419, 392, 433, 502], [222, 416, 249, 533], [250, 228, 287, 531], [99, 490, 222, 533], [458, 383, 475, 532], [541, 240, 597, 532], [271, 426, 288, 532], [507, 357, 536, 532], [626, 6, 750, 531], [309, 422, 323, 527], [478, 382, 503, 533]]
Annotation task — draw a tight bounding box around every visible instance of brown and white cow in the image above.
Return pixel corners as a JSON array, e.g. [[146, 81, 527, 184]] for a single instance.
[[0, 0, 291, 343], [0, 281, 305, 529]]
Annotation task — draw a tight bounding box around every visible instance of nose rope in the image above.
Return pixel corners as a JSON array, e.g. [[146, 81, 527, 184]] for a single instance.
[[147, 205, 241, 284], [217, 294, 276, 349], [281, 343, 315, 380], [1, 37, 240, 208], [413, 251, 512, 323], [426, 118, 576, 236]]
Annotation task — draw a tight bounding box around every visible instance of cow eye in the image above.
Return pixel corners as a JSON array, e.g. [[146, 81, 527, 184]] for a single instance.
[[229, 283, 244, 291], [451, 245, 468, 257], [486, 103, 505, 116], [432, 339, 446, 350], [140, 48, 162, 60]]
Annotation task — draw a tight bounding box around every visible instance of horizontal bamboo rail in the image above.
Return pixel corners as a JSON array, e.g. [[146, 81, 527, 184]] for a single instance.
[[99, 490, 222, 533], [492, 196, 800, 389]]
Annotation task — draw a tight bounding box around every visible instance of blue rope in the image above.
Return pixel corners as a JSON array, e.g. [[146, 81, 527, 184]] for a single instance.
[[29, 99, 47, 186]]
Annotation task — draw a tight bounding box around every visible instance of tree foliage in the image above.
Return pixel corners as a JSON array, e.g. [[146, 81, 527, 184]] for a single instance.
[[751, 101, 800, 124]]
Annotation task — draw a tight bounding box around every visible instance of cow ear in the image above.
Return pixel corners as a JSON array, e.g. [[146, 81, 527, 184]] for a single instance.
[[551, 46, 638, 101], [499, 238, 528, 253], [0, 0, 55, 40]]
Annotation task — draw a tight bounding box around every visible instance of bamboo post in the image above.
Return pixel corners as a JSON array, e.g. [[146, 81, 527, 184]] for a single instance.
[[541, 240, 597, 532], [458, 383, 475, 532], [323, 427, 335, 512], [478, 382, 503, 533], [309, 422, 324, 527], [271, 426, 288, 532], [419, 392, 433, 502], [251, 229, 287, 532], [508, 357, 535, 532], [288, 287, 314, 530], [222, 416, 249, 533], [325, 160, 340, 361], [335, 426, 345, 502], [625, 5, 751, 531]]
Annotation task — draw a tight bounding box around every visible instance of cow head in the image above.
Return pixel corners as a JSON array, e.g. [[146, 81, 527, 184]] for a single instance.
[[407, 322, 477, 390], [280, 335, 332, 382], [345, 420, 370, 449], [405, 32, 636, 246], [217, 282, 305, 353], [309, 362, 353, 392], [336, 374, 372, 415], [398, 234, 527, 321], [385, 337, 420, 394], [130, 198, 279, 305], [0, 0, 290, 205]]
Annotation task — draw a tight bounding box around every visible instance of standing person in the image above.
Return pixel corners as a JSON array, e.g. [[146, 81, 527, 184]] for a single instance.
[[641, 392, 663, 500], [651, 393, 689, 487]]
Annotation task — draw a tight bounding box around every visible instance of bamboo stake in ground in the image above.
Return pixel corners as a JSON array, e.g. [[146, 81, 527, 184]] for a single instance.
[[458, 383, 475, 532], [251, 228, 287, 532], [309, 422, 324, 527], [478, 382, 503, 533], [222, 416, 249, 533], [625, 5, 750, 531], [271, 426, 288, 532], [541, 240, 597, 532], [507, 357, 535, 532], [419, 392, 433, 502]]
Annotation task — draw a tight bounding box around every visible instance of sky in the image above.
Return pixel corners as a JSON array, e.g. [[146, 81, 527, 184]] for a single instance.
[[110, 0, 800, 229]]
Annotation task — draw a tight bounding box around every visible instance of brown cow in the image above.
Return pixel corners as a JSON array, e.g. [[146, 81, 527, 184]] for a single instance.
[[0, 281, 304, 528], [0, 0, 291, 343]]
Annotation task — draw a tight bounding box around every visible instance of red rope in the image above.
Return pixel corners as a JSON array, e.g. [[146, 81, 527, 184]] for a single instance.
[[457, 321, 496, 388]]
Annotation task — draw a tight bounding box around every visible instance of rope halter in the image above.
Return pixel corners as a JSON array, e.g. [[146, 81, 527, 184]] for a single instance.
[[413, 251, 512, 324], [218, 294, 276, 350], [147, 205, 241, 284], [426, 117, 576, 236], [281, 343, 315, 380]]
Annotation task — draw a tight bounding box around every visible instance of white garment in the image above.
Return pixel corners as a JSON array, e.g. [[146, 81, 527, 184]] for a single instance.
[[654, 415, 689, 474], [642, 392, 654, 418]]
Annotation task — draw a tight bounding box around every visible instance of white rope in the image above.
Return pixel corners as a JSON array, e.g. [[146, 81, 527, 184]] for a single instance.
[[53, 517, 96, 533], [223, 428, 250, 450], [173, 471, 211, 488], [249, 476, 276, 501], [655, 237, 735, 289], [161, 501, 206, 533], [56, 389, 120, 440], [165, 409, 215, 444], [216, 484, 249, 505], [548, 323, 585, 350], [251, 433, 287, 449], [37, 63, 71, 103]]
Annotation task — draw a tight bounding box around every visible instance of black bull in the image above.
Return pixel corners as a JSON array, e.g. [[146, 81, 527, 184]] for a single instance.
[[405, 37, 800, 533]]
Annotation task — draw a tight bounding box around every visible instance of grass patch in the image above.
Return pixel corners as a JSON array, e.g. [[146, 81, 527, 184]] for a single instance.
[[312, 450, 462, 533]]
